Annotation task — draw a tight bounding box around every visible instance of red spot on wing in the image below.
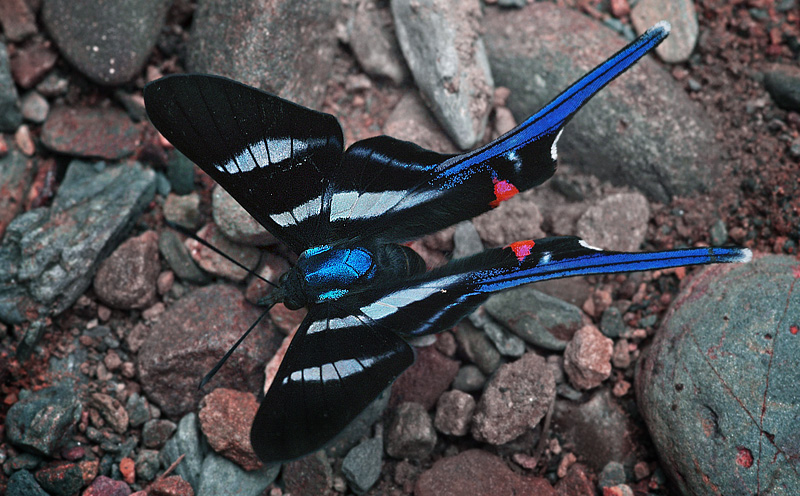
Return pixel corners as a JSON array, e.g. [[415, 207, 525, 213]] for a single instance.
[[790, 325, 799, 335], [508, 240, 535, 262], [489, 177, 519, 207], [736, 447, 753, 468]]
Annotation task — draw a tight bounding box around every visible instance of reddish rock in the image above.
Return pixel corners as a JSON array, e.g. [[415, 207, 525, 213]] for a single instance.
[[90, 393, 129, 434], [563, 325, 613, 390], [185, 223, 261, 282], [120, 457, 135, 484], [383, 92, 458, 154], [555, 464, 595, 496], [283, 451, 333, 496], [385, 402, 437, 460], [609, 0, 630, 17], [212, 184, 275, 245], [266, 302, 306, 335], [34, 462, 84, 495], [10, 38, 58, 88], [198, 388, 262, 471], [434, 390, 476, 436], [137, 284, 280, 417], [415, 449, 556, 496], [0, 0, 37, 42], [94, 231, 160, 309], [471, 352, 555, 445], [83, 475, 132, 496], [149, 475, 194, 496], [390, 345, 459, 410], [41, 106, 141, 159]]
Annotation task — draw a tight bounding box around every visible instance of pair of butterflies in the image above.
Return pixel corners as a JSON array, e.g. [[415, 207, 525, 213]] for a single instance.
[[144, 21, 750, 464]]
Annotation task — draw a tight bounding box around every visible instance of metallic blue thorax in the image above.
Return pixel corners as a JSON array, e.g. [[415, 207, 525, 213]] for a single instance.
[[297, 245, 376, 302]]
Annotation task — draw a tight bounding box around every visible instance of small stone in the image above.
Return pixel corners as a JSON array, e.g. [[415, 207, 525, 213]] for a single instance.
[[41, 106, 140, 159], [185, 223, 260, 282], [633, 461, 651, 480], [454, 321, 502, 374], [5, 385, 82, 457], [563, 325, 613, 390], [82, 475, 132, 496], [90, 392, 129, 434], [7, 470, 49, 496], [385, 402, 437, 460], [10, 37, 58, 88], [120, 457, 135, 485], [149, 475, 194, 496], [342, 437, 383, 493], [611, 339, 631, 369], [142, 419, 177, 449], [14, 124, 35, 155], [0, 0, 37, 42], [434, 390, 476, 436], [452, 365, 486, 393], [612, 380, 631, 397], [135, 450, 161, 482], [557, 452, 577, 478], [576, 193, 650, 252], [163, 192, 202, 230], [212, 184, 275, 245], [390, 345, 459, 409], [283, 451, 333, 495], [599, 461, 626, 488], [600, 306, 626, 338], [198, 388, 261, 471], [20, 91, 50, 123]]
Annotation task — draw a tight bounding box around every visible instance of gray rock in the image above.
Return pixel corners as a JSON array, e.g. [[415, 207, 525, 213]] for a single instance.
[[125, 392, 151, 427], [342, 437, 383, 494], [710, 219, 729, 245], [158, 228, 209, 284], [482, 321, 526, 357], [41, 106, 141, 159], [0, 149, 32, 239], [383, 91, 458, 153], [163, 192, 202, 230], [0, 43, 22, 131], [0, 161, 155, 326], [42, 0, 170, 85], [576, 192, 650, 252], [600, 306, 626, 338], [20, 91, 49, 123], [483, 3, 721, 203], [212, 185, 275, 246], [385, 402, 437, 460], [631, 0, 698, 63], [485, 286, 584, 351], [471, 352, 555, 445], [345, 0, 409, 84], [599, 461, 626, 488], [137, 284, 281, 417], [764, 64, 800, 112], [142, 418, 176, 448], [471, 192, 545, 247], [166, 150, 197, 195], [454, 321, 502, 374], [188, 0, 341, 109], [392, 0, 493, 149], [0, 0, 37, 42], [135, 449, 161, 481], [452, 221, 484, 259], [452, 364, 486, 393], [7, 470, 49, 496], [5, 385, 82, 456], [198, 451, 280, 496], [160, 413, 207, 491], [636, 256, 800, 494]]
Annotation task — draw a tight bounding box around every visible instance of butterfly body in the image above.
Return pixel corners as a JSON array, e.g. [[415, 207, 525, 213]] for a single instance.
[[144, 21, 751, 464]]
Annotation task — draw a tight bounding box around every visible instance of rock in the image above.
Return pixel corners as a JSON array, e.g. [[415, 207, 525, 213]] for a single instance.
[[471, 352, 555, 444], [6, 470, 49, 496], [0, 0, 37, 42], [166, 150, 196, 195], [163, 192, 202, 230], [137, 284, 281, 417], [600, 306, 626, 338], [764, 64, 800, 112], [158, 229, 209, 285], [135, 449, 161, 482], [211, 185, 275, 245], [34, 462, 84, 496], [198, 388, 261, 471], [185, 223, 261, 282], [452, 220, 484, 259], [42, 0, 170, 85], [598, 461, 626, 488], [188, 0, 340, 109], [434, 390, 476, 436], [345, 0, 409, 84], [82, 475, 132, 496], [631, 0, 698, 63], [149, 475, 194, 496], [0, 149, 32, 238], [415, 449, 556, 496], [452, 364, 486, 393], [485, 286, 584, 351], [563, 325, 613, 390], [576, 193, 650, 251], [611, 339, 631, 369], [389, 345, 459, 410], [385, 402, 437, 460], [392, 0, 493, 149], [41, 106, 141, 159], [553, 390, 642, 471], [482, 320, 526, 357], [90, 393, 129, 434], [125, 392, 151, 427], [483, 3, 720, 203], [160, 413, 206, 490], [383, 91, 458, 153], [142, 419, 177, 449], [94, 231, 160, 309], [5, 385, 82, 456], [454, 321, 502, 374], [342, 437, 383, 494], [554, 464, 595, 496], [20, 91, 49, 123], [0, 43, 22, 131], [9, 37, 59, 89], [636, 255, 800, 494], [471, 192, 545, 247], [283, 451, 333, 496], [198, 452, 279, 496]]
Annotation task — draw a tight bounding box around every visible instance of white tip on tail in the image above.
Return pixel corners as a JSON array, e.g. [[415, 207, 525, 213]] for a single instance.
[[740, 248, 753, 263], [579, 239, 603, 251], [652, 20, 671, 36]]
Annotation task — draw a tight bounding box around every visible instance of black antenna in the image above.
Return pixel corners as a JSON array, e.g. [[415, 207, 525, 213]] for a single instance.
[[165, 219, 277, 287], [199, 305, 274, 390]]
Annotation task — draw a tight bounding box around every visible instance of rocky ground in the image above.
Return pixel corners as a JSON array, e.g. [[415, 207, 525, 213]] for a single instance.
[[0, 0, 799, 495]]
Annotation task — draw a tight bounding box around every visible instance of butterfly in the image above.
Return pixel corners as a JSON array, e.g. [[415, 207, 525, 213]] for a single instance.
[[143, 21, 750, 464]]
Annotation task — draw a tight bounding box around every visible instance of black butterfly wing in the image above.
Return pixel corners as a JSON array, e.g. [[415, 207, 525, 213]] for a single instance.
[[326, 22, 672, 243], [144, 75, 343, 252], [250, 303, 415, 463]]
